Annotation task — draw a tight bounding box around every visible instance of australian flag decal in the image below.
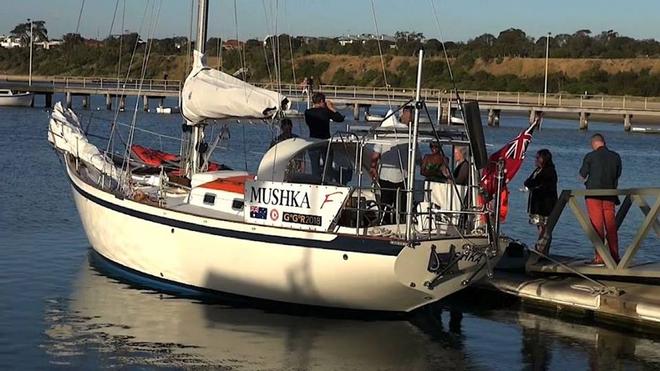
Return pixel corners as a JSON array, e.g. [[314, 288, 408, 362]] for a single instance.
[[250, 206, 268, 220]]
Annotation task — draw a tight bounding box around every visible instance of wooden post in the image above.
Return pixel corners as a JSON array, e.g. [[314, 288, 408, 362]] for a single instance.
[[66, 92, 72, 109], [624, 114, 632, 132], [579, 111, 589, 131], [105, 94, 112, 110]]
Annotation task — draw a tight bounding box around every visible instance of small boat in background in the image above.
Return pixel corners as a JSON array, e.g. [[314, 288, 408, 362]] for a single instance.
[[630, 126, 660, 135], [0, 89, 33, 107], [155, 105, 181, 114]]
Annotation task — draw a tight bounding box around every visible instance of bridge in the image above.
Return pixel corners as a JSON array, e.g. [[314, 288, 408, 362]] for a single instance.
[[2, 74, 659, 130]]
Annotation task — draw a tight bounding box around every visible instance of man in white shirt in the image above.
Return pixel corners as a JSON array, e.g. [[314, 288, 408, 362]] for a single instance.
[[369, 106, 420, 224]]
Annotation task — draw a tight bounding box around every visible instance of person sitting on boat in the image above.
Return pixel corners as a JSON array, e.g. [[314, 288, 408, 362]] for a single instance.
[[421, 141, 450, 182], [524, 149, 558, 253], [304, 92, 345, 180], [370, 114, 421, 224], [269, 118, 298, 148], [452, 146, 470, 186]]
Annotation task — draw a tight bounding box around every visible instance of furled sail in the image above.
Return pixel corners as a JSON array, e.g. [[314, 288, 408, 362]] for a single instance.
[[47, 102, 120, 181], [182, 51, 289, 123]]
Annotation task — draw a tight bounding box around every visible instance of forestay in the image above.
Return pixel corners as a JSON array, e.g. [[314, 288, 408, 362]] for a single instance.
[[182, 51, 289, 123]]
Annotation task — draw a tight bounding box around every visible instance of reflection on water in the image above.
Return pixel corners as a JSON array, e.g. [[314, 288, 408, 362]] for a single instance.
[[41, 252, 660, 370]]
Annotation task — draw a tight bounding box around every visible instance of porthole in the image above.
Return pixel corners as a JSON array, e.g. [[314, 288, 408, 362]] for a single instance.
[[203, 193, 216, 205]]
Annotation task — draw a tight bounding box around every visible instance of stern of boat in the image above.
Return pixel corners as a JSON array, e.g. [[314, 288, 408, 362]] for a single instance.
[[393, 236, 510, 306]]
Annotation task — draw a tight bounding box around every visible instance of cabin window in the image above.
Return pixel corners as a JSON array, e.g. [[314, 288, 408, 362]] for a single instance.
[[231, 199, 244, 210], [203, 193, 216, 205]]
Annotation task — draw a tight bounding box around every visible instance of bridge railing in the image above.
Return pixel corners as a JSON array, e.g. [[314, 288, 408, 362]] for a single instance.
[[3, 75, 660, 111], [252, 82, 660, 112], [0, 75, 182, 92], [540, 188, 660, 271]]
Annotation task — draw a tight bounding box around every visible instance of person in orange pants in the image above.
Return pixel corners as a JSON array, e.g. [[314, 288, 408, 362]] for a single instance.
[[579, 133, 622, 265], [585, 198, 619, 263]]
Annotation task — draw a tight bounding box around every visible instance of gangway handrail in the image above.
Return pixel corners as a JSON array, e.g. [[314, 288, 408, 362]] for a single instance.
[[540, 187, 660, 270]]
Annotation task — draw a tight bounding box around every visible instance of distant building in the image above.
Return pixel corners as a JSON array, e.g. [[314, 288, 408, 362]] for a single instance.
[[0, 35, 21, 48], [36, 40, 63, 50], [222, 39, 244, 50], [338, 33, 396, 46]]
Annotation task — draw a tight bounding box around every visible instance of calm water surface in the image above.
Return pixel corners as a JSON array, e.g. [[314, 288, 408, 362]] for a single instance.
[[1, 96, 659, 370]]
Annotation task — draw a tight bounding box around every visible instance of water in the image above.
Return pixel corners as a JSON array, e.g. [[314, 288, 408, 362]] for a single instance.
[[1, 97, 659, 369]]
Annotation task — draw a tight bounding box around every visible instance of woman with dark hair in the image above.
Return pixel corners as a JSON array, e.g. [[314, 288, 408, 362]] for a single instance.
[[524, 149, 558, 253]]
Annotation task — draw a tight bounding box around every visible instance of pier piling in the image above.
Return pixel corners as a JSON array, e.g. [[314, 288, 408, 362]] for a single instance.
[[66, 92, 72, 109], [82, 95, 89, 110], [143, 96, 149, 112], [45, 93, 52, 108], [579, 111, 590, 130], [119, 95, 126, 111], [624, 114, 633, 132], [487, 109, 501, 127], [105, 94, 112, 110], [353, 103, 360, 121]]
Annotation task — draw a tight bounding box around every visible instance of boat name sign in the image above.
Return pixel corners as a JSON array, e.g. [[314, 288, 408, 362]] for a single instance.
[[244, 181, 350, 231]]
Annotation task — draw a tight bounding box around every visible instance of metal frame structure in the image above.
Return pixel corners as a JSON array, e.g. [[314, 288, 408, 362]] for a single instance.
[[537, 188, 660, 273]]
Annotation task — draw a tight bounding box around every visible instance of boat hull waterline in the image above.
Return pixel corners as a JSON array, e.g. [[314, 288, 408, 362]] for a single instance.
[[66, 162, 503, 312], [0, 92, 32, 107]]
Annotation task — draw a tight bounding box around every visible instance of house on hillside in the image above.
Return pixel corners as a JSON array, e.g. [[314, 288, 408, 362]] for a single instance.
[[222, 39, 244, 50], [36, 39, 63, 50], [0, 35, 21, 48], [338, 34, 396, 48]]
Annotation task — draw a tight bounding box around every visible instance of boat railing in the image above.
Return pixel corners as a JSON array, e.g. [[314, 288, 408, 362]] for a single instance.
[[540, 188, 660, 270], [335, 184, 489, 239]]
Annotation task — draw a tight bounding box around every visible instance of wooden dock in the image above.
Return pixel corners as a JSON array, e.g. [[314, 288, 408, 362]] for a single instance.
[[2, 74, 660, 130]]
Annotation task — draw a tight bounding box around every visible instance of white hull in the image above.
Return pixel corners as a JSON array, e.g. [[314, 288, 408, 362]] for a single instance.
[[66, 160, 504, 312], [0, 92, 32, 107]]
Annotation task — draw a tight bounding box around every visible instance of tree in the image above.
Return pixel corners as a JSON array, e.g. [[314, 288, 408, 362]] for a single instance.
[[11, 20, 48, 46]]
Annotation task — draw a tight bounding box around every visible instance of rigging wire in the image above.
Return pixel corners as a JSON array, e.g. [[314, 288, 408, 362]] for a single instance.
[[368, 0, 392, 108], [75, 0, 86, 34], [120, 0, 163, 186], [233, 0, 248, 82]]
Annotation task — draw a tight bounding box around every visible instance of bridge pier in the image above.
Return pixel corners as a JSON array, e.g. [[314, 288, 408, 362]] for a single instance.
[[530, 110, 544, 129], [487, 109, 501, 127], [143, 96, 149, 112], [579, 112, 590, 130], [66, 92, 72, 109], [105, 94, 112, 110], [82, 95, 89, 110], [624, 114, 632, 132], [119, 95, 126, 112], [45, 93, 52, 108]]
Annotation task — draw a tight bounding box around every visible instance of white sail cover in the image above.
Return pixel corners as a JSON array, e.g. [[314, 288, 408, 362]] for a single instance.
[[47, 102, 120, 180], [182, 51, 288, 123]]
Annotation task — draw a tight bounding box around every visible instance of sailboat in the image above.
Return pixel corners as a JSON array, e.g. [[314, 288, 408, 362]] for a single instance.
[[47, 0, 512, 312]]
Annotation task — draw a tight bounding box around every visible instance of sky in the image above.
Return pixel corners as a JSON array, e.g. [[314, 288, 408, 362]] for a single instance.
[[1, 0, 659, 42]]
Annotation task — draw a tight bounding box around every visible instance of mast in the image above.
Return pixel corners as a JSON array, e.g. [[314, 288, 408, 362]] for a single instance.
[[405, 48, 424, 241], [189, 0, 209, 176]]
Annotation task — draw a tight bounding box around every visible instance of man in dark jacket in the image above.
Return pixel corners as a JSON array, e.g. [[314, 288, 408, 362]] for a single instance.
[[304, 92, 345, 180], [579, 133, 622, 265]]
